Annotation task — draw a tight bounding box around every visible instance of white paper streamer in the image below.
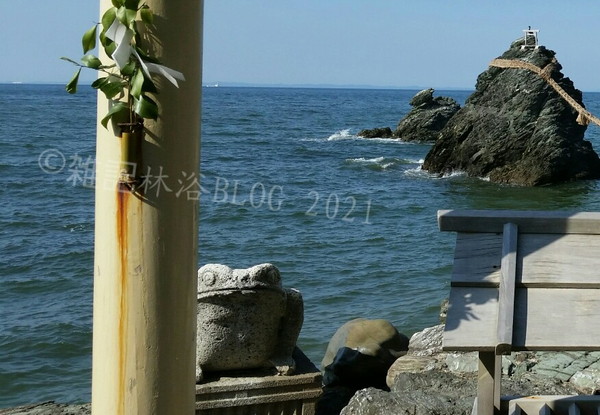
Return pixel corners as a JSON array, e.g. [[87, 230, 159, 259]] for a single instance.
[[105, 19, 184, 87]]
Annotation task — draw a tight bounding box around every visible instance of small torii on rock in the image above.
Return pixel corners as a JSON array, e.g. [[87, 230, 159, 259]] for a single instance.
[[521, 26, 540, 49]]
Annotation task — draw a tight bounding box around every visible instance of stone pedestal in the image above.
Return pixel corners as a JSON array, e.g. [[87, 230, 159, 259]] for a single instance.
[[196, 348, 322, 415]]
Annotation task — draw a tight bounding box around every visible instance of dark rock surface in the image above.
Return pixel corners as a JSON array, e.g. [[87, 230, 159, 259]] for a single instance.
[[422, 38, 600, 186], [339, 323, 599, 415], [0, 402, 90, 415], [357, 127, 393, 139], [394, 88, 461, 142], [341, 371, 582, 415]]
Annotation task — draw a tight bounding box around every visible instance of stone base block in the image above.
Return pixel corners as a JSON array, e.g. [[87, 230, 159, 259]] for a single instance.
[[196, 348, 322, 415], [508, 395, 600, 415]]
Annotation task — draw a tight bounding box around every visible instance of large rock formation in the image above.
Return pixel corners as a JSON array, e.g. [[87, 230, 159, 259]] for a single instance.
[[394, 88, 461, 142], [422, 37, 600, 186]]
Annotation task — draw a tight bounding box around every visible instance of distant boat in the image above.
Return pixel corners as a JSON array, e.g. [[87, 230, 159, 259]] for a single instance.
[[11, 81, 23, 84]]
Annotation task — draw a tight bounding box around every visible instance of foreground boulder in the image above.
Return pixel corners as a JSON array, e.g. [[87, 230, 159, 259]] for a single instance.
[[316, 318, 409, 415], [422, 37, 600, 186], [394, 88, 461, 142]]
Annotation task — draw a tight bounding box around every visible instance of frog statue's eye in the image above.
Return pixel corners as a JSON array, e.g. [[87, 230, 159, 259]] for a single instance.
[[202, 271, 217, 287]]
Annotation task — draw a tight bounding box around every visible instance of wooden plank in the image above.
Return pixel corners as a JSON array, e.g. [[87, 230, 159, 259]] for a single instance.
[[438, 210, 600, 235], [450, 233, 502, 287], [496, 223, 517, 355], [450, 233, 600, 288], [444, 287, 498, 351], [444, 287, 600, 351], [512, 288, 600, 350], [519, 233, 600, 288]]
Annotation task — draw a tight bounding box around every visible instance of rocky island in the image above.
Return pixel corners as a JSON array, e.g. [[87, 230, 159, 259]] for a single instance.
[[357, 88, 460, 141], [422, 36, 600, 186]]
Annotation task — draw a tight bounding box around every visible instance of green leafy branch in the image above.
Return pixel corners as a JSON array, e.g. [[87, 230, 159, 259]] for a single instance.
[[62, 0, 184, 129]]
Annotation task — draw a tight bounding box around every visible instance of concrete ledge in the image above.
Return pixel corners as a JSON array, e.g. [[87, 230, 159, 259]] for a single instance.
[[508, 395, 600, 415], [196, 348, 322, 414]]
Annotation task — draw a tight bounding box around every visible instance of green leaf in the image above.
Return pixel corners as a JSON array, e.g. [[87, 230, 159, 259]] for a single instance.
[[101, 7, 117, 31], [134, 95, 159, 120], [81, 54, 103, 69], [130, 68, 144, 98], [93, 77, 124, 99], [134, 46, 160, 64], [82, 25, 98, 54], [142, 75, 158, 94], [101, 101, 129, 129], [91, 77, 110, 90], [101, 37, 117, 57], [140, 7, 154, 25], [124, 0, 141, 10], [111, 0, 123, 7], [98, 63, 116, 71], [120, 60, 136, 77], [117, 6, 137, 27], [66, 68, 81, 94], [60, 56, 81, 66], [101, 80, 125, 100]]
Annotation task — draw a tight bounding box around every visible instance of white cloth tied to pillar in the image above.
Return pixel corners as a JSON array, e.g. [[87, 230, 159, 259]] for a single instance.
[[105, 19, 185, 87]]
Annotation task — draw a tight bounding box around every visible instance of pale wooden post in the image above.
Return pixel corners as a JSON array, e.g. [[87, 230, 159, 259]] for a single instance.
[[496, 222, 517, 355], [91, 1, 203, 414], [476, 352, 502, 415]]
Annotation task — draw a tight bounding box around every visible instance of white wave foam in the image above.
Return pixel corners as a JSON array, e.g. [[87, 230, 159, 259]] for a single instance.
[[304, 130, 409, 144], [441, 170, 468, 178], [405, 165, 473, 180], [345, 156, 405, 170], [359, 137, 407, 144], [404, 165, 433, 178], [347, 156, 386, 164], [327, 129, 354, 140]]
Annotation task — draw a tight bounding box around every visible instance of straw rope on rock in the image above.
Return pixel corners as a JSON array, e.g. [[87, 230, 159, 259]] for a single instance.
[[422, 36, 600, 186], [489, 57, 600, 127]]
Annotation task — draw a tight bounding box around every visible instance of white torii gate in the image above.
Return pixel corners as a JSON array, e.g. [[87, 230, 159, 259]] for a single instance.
[[92, 1, 203, 414], [521, 27, 540, 49]]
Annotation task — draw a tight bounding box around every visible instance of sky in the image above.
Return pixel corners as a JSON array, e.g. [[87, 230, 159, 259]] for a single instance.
[[2, 0, 600, 91]]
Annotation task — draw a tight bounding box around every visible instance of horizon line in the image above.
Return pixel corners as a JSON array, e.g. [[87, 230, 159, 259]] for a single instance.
[[4, 81, 600, 93]]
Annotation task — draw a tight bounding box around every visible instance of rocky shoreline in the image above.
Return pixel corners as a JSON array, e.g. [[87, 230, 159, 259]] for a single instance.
[[0, 403, 90, 415], [340, 324, 600, 414], [3, 322, 600, 414]]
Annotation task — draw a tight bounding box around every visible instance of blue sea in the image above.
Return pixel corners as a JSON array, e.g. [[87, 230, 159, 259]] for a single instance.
[[2, 84, 600, 408]]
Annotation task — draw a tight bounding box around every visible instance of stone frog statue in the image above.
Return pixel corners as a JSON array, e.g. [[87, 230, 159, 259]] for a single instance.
[[196, 263, 304, 382]]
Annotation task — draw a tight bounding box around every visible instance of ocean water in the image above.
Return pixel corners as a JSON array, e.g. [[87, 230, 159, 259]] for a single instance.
[[2, 84, 600, 408]]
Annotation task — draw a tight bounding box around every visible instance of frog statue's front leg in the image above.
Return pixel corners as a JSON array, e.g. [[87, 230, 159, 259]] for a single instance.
[[196, 364, 204, 383], [268, 288, 304, 375]]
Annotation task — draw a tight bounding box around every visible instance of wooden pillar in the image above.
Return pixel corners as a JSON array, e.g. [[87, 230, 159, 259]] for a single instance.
[[476, 352, 502, 415], [91, 1, 203, 414]]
